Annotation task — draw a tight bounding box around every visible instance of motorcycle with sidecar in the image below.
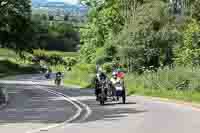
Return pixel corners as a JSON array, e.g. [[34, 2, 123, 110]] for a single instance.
[[96, 78, 126, 105]]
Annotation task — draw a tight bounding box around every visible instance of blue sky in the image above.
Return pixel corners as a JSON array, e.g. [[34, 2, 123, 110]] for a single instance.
[[48, 0, 79, 5]]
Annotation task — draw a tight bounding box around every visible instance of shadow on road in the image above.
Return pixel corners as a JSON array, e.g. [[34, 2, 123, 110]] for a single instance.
[[43, 86, 146, 123], [103, 102, 137, 106], [81, 99, 146, 123]]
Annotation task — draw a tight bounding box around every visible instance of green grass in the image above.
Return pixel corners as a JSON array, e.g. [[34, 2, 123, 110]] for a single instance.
[[0, 59, 40, 78], [64, 64, 96, 88], [33, 50, 79, 57], [0, 48, 78, 78], [64, 69, 95, 88], [0, 48, 40, 78], [0, 48, 19, 59], [125, 66, 200, 103]]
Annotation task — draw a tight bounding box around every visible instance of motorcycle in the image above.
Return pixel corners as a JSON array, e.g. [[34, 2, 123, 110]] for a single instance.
[[45, 73, 51, 79], [44, 69, 52, 79], [55, 77, 61, 86], [98, 79, 109, 105], [55, 73, 62, 86]]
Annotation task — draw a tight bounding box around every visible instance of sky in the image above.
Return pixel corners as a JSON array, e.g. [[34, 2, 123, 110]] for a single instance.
[[48, 0, 79, 5]]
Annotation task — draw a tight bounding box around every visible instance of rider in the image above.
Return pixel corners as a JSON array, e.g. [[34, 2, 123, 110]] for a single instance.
[[45, 68, 52, 79], [110, 71, 120, 100], [55, 71, 62, 84], [97, 67, 107, 81], [110, 65, 126, 100], [95, 67, 107, 100], [56, 71, 62, 78]]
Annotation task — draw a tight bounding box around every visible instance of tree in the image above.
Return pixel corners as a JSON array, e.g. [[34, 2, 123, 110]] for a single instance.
[[49, 15, 54, 21], [192, 0, 200, 22], [80, 0, 125, 63], [176, 19, 200, 66], [0, 0, 32, 52]]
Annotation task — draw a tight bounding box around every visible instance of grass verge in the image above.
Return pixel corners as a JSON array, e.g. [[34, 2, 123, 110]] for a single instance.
[[0, 59, 40, 78], [64, 64, 96, 88], [64, 65, 200, 104], [0, 48, 40, 78]]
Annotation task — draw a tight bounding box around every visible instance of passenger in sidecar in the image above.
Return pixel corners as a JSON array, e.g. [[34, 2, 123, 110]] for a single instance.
[[110, 72, 126, 103]]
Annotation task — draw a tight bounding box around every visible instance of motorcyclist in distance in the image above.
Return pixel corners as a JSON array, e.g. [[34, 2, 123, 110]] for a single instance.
[[45, 68, 52, 79], [55, 71, 63, 86], [56, 71, 62, 79]]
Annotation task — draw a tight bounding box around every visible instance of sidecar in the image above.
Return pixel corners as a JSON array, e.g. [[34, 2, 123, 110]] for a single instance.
[[114, 83, 126, 104]]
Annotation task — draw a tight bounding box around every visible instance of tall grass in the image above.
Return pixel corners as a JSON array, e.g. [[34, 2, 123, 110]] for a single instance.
[[0, 48, 19, 59], [126, 66, 200, 102], [64, 64, 96, 88], [63, 64, 200, 103]]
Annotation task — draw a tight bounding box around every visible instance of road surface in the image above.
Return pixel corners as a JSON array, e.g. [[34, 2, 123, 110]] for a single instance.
[[0, 74, 200, 133]]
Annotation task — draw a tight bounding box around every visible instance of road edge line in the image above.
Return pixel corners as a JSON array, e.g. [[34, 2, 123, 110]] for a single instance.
[[132, 95, 200, 111], [26, 86, 83, 133], [44, 87, 92, 122]]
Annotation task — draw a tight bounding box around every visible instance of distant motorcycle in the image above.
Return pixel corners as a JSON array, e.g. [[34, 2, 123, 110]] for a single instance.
[[45, 73, 51, 79], [55, 72, 62, 87], [55, 78, 61, 86]]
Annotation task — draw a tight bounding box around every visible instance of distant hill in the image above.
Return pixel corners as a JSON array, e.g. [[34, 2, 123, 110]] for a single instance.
[[31, 0, 88, 16], [31, 0, 88, 10], [31, 0, 48, 7]]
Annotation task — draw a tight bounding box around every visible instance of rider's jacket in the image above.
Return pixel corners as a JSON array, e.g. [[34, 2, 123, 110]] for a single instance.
[[110, 77, 120, 85], [56, 73, 62, 80]]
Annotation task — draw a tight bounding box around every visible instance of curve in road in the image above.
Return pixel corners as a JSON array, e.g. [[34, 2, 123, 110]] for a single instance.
[[0, 78, 92, 133], [1, 74, 200, 133]]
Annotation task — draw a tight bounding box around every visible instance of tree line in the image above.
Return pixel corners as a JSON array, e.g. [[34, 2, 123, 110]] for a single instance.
[[0, 0, 80, 55], [79, 0, 200, 73]]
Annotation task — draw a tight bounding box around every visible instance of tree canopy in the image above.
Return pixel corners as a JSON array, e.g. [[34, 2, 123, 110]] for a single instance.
[[0, 0, 33, 53], [79, 0, 200, 72]]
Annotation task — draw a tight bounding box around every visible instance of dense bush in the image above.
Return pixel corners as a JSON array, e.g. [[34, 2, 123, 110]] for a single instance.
[[80, 0, 124, 64], [176, 19, 200, 66], [125, 66, 200, 92], [75, 64, 96, 73], [102, 62, 113, 73]]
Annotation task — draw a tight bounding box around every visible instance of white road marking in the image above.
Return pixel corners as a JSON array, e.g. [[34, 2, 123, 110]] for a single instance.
[[0, 80, 92, 133], [25, 87, 81, 133], [40, 87, 92, 123]]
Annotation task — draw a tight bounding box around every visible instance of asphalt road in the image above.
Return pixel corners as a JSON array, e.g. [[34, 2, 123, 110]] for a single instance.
[[1, 74, 200, 133]]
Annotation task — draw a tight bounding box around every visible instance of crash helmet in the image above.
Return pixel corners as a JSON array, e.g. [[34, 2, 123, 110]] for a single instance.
[[98, 67, 103, 72], [112, 71, 118, 77]]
